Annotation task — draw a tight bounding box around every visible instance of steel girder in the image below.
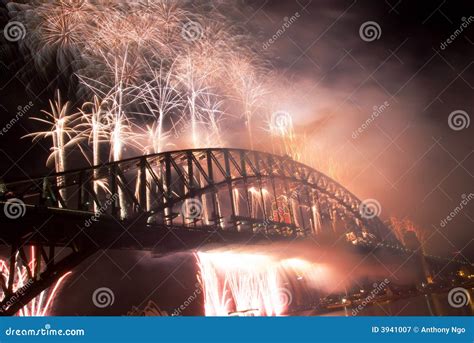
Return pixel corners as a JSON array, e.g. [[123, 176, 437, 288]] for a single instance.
[[0, 148, 401, 315], [1, 148, 397, 242]]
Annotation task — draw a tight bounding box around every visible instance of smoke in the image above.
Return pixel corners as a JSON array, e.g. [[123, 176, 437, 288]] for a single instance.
[[198, 240, 416, 295], [246, 1, 474, 260]]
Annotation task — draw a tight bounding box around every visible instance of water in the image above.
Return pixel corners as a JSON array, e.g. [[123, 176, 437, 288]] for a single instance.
[[323, 290, 474, 316]]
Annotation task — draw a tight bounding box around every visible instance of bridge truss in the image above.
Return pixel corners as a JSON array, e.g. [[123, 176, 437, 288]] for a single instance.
[[0, 148, 400, 315]]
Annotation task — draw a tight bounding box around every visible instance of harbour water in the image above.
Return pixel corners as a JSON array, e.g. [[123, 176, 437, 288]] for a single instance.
[[317, 288, 474, 316]]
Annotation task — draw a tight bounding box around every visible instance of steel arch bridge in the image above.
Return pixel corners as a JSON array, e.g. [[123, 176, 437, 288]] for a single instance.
[[0, 148, 399, 315]]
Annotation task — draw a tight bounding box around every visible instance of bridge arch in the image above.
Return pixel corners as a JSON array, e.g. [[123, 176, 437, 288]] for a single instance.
[[3, 148, 397, 244]]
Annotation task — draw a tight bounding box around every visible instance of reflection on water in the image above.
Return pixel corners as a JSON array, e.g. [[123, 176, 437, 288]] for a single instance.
[[312, 288, 474, 316]]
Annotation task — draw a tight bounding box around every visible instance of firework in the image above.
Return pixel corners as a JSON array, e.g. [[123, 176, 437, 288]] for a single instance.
[[23, 90, 81, 204], [196, 251, 326, 316], [75, 95, 113, 210], [0, 247, 70, 316], [196, 251, 284, 316], [389, 217, 428, 250], [24, 91, 79, 171], [227, 56, 267, 150], [17, 0, 282, 165], [200, 92, 225, 147], [138, 61, 182, 153], [175, 54, 211, 149]]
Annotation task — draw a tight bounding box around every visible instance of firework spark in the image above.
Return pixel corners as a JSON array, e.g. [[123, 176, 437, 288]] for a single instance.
[[0, 247, 70, 316], [196, 251, 326, 316]]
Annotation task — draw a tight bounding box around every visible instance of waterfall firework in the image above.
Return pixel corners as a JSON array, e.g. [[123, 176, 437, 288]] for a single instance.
[[195, 251, 327, 316]]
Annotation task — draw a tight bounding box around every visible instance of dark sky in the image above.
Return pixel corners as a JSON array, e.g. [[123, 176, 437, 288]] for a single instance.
[[0, 0, 473, 315]]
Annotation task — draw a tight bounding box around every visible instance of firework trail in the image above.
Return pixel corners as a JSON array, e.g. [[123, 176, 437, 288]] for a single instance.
[[200, 93, 225, 147], [75, 95, 112, 210], [0, 247, 70, 316], [138, 61, 182, 153], [24, 91, 78, 172], [23, 90, 81, 204], [175, 54, 211, 149], [228, 56, 267, 150]]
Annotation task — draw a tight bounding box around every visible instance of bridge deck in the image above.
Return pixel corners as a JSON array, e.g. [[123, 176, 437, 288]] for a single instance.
[[0, 202, 295, 252]]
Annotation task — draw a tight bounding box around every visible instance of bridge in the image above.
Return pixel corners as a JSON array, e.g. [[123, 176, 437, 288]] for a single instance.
[[0, 148, 410, 315]]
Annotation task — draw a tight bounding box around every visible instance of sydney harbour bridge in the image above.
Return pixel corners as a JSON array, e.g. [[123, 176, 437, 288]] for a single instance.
[[0, 148, 467, 315]]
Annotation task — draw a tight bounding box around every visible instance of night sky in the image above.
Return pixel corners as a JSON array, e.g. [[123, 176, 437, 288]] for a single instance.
[[0, 0, 473, 315]]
